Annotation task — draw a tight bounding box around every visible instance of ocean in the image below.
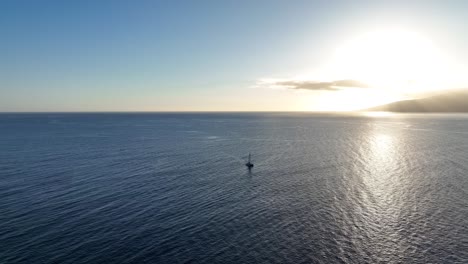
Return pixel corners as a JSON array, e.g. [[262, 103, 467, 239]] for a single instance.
[[1, 113, 467, 263]]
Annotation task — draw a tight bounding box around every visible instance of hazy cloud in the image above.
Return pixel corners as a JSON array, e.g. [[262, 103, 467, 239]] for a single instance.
[[274, 79, 369, 91]]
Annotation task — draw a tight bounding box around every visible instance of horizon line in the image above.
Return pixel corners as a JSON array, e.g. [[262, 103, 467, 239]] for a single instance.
[[0, 110, 356, 114]]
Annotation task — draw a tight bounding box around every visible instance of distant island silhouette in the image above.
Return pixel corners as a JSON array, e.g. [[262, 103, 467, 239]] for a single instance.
[[365, 89, 468, 112]]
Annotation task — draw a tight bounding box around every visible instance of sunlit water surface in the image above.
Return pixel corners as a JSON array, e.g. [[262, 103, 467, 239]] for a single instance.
[[1, 113, 467, 263]]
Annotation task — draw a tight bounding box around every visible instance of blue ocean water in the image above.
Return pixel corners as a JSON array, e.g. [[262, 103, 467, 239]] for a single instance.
[[1, 113, 467, 263]]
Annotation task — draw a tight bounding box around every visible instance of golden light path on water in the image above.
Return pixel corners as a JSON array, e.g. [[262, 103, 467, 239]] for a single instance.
[[354, 118, 414, 260]]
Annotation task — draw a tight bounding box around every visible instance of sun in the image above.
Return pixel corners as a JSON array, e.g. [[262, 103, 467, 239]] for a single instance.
[[310, 28, 464, 111], [330, 28, 456, 94]]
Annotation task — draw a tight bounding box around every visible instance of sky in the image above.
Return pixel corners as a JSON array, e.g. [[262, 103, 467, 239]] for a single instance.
[[2, 0, 468, 112]]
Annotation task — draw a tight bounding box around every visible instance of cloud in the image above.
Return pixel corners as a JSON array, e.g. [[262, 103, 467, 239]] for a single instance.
[[273, 79, 369, 91]]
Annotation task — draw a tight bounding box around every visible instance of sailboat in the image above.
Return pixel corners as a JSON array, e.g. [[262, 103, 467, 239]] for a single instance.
[[245, 153, 254, 169]]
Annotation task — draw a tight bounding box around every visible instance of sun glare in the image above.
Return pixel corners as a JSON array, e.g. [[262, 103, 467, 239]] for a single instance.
[[330, 29, 458, 94], [362, 111, 393, 117], [313, 88, 401, 111], [310, 28, 465, 111]]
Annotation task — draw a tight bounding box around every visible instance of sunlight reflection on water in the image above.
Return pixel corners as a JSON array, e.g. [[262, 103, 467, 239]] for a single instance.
[[356, 123, 418, 261]]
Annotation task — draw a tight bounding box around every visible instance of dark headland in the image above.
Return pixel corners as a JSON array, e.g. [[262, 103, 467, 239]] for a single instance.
[[365, 89, 468, 112]]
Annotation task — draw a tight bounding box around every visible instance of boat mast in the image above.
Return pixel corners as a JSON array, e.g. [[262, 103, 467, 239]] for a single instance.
[[248, 153, 251, 163]]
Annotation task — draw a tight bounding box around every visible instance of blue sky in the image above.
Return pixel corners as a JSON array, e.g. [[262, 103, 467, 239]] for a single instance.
[[2, 0, 468, 111]]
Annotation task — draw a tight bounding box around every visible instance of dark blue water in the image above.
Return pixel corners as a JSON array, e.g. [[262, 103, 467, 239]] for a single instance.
[[1, 113, 468, 263]]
